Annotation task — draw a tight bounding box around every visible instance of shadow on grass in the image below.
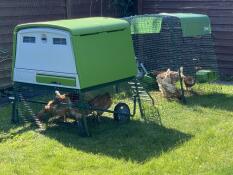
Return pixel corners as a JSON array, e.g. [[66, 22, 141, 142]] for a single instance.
[[0, 110, 33, 143], [0, 105, 36, 143], [186, 92, 233, 112], [0, 125, 32, 143], [42, 117, 192, 163]]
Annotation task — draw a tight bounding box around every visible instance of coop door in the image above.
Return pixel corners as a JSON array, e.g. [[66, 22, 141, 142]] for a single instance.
[[15, 28, 77, 75]]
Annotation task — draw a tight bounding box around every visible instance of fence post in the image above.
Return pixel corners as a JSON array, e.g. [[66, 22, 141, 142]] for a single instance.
[[137, 0, 143, 14], [66, 0, 72, 18]]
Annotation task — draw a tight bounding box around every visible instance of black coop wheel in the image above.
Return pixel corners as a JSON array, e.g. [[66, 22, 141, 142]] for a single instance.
[[113, 103, 131, 122]]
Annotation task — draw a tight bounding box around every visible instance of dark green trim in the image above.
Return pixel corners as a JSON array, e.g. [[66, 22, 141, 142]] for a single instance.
[[14, 82, 80, 94], [15, 76, 134, 93], [79, 77, 135, 93]]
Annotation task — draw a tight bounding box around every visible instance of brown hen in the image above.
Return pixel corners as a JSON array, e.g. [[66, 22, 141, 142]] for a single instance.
[[183, 76, 196, 91]]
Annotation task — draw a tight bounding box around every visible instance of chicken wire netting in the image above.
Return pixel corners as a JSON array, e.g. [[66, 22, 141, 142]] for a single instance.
[[12, 83, 114, 130], [124, 14, 219, 77], [0, 49, 12, 90], [11, 78, 162, 133]]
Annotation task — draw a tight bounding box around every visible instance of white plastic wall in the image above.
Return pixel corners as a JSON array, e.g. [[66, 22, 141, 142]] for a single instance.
[[14, 28, 80, 89]]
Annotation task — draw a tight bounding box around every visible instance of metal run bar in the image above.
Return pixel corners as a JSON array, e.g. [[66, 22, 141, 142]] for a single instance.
[[179, 68, 187, 104], [18, 98, 137, 117]]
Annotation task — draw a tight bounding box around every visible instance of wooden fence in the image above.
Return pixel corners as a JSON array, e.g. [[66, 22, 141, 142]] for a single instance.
[[1, 0, 233, 77], [0, 0, 124, 53]]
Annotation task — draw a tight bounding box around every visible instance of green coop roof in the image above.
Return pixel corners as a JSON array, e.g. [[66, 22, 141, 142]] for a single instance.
[[14, 17, 129, 35], [160, 13, 212, 37], [128, 13, 211, 37]]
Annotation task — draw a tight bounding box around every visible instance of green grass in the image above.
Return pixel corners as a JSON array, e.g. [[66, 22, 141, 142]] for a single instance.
[[1, 83, 233, 175]]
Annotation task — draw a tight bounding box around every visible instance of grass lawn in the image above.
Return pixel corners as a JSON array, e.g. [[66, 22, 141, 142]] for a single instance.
[[0, 83, 233, 175]]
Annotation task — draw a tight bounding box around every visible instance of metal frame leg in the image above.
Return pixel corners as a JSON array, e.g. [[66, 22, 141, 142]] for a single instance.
[[78, 92, 91, 137], [137, 96, 145, 118], [132, 95, 137, 116], [11, 89, 19, 123], [82, 115, 90, 137]]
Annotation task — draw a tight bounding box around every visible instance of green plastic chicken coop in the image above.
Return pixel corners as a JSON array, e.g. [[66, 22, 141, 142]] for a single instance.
[[13, 17, 137, 90], [10, 17, 159, 136]]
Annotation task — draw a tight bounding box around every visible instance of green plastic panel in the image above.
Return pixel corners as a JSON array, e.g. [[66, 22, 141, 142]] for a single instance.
[[161, 13, 212, 37], [72, 28, 137, 89], [36, 74, 76, 87], [130, 16, 162, 34], [196, 70, 217, 83]]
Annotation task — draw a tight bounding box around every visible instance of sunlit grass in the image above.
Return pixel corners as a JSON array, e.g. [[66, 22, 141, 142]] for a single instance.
[[0, 83, 233, 175]]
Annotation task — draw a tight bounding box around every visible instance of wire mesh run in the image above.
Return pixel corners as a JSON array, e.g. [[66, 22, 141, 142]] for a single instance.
[[125, 14, 219, 77], [11, 80, 161, 134], [0, 49, 12, 90]]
